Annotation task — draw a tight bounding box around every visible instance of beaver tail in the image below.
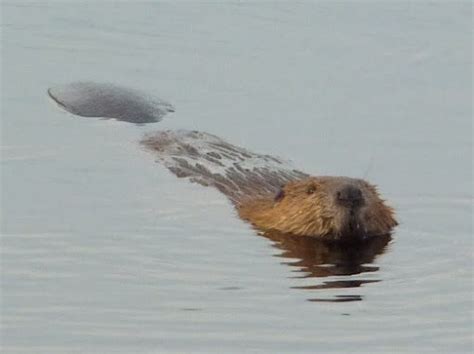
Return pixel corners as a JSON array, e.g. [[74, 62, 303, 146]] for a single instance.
[[48, 82, 174, 124], [141, 130, 308, 205]]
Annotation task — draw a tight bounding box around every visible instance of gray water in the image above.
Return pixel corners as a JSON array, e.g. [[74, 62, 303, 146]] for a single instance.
[[1, 2, 472, 353]]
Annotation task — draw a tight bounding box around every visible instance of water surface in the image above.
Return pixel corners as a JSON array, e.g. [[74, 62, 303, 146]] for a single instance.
[[1, 2, 472, 353]]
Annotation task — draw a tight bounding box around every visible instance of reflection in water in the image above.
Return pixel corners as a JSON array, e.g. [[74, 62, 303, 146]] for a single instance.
[[260, 231, 392, 302], [309, 295, 364, 303]]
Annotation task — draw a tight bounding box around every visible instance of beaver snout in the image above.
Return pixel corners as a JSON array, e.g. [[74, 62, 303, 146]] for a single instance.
[[336, 185, 363, 208]]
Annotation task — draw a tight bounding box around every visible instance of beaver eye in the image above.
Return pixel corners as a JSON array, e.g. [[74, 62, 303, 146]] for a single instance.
[[306, 185, 316, 194], [274, 188, 285, 201]]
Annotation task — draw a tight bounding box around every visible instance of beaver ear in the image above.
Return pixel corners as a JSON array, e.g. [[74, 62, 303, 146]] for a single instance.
[[274, 188, 285, 202], [306, 185, 317, 194]]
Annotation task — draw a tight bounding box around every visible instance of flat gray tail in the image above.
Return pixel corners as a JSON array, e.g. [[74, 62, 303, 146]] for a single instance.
[[48, 82, 174, 124], [141, 130, 308, 205]]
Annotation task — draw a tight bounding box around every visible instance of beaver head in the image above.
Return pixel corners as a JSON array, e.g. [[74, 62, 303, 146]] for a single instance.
[[238, 176, 397, 241]]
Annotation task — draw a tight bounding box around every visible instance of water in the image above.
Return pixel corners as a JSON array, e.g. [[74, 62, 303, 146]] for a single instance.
[[1, 2, 472, 353]]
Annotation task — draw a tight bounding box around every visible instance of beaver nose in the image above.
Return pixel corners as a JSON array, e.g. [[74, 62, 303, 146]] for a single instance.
[[337, 185, 363, 207]]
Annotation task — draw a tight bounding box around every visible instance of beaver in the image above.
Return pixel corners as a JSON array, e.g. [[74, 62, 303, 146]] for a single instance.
[[47, 82, 397, 241], [141, 130, 397, 241]]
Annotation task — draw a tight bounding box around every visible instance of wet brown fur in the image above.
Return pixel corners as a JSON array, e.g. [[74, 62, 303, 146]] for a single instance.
[[238, 176, 397, 241]]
